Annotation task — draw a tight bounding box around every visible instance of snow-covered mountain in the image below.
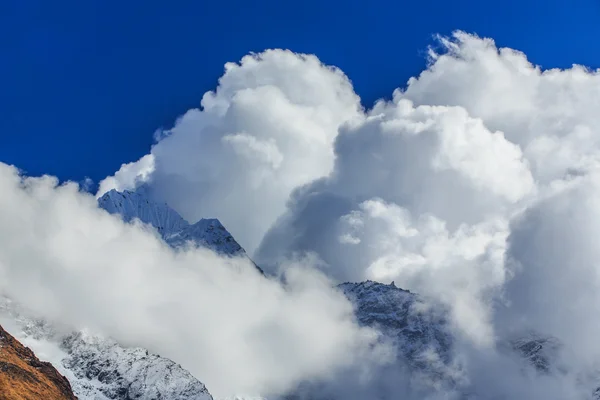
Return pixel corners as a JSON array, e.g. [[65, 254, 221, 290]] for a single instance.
[[4, 272, 593, 400], [3, 192, 597, 400], [99, 188, 264, 275], [0, 189, 266, 400], [98, 188, 189, 239], [98, 188, 262, 270], [0, 297, 214, 400], [339, 281, 452, 365], [510, 333, 562, 374], [337, 281, 600, 399], [165, 218, 244, 255], [61, 332, 212, 400]]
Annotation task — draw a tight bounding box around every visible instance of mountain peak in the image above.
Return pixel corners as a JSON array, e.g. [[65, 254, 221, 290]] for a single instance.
[[98, 188, 189, 238], [166, 218, 244, 255], [98, 189, 260, 268]]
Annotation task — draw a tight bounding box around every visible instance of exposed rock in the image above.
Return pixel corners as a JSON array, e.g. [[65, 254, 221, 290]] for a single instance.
[[0, 324, 77, 400], [0, 298, 213, 400], [339, 280, 452, 366], [60, 332, 213, 400]]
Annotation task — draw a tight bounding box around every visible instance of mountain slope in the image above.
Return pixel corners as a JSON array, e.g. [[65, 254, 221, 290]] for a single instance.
[[98, 189, 189, 239], [0, 298, 214, 400], [339, 280, 452, 362], [99, 188, 263, 274], [338, 281, 600, 399], [61, 332, 213, 400], [338, 281, 458, 392], [165, 218, 244, 255], [8, 191, 587, 399], [0, 324, 77, 400], [99, 189, 248, 257]]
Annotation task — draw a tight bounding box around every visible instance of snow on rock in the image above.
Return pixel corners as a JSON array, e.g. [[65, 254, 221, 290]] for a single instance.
[[98, 188, 189, 239], [338, 280, 453, 367], [99, 189, 246, 255], [166, 218, 244, 255], [98, 188, 263, 274], [7, 191, 589, 399], [0, 298, 214, 400], [61, 332, 213, 400], [509, 333, 563, 373], [338, 281, 600, 399], [337, 280, 461, 394]]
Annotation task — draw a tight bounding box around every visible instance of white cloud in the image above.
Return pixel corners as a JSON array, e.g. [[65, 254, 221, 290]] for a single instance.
[[249, 32, 600, 397], [500, 171, 600, 367], [351, 199, 507, 347], [98, 50, 363, 254], [97, 154, 155, 197], [11, 30, 600, 398], [222, 133, 284, 170], [0, 163, 384, 398], [403, 31, 600, 184], [256, 95, 533, 295]]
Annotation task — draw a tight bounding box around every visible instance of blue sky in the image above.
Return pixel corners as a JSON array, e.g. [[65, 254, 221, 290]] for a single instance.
[[1, 0, 598, 185]]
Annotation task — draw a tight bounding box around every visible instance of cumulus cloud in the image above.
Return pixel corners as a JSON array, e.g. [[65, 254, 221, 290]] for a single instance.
[[97, 154, 155, 196], [255, 94, 533, 348], [346, 199, 508, 347], [255, 32, 600, 352], [0, 163, 384, 398], [98, 50, 363, 254], [500, 171, 600, 367], [404, 31, 600, 184], [9, 30, 600, 398]]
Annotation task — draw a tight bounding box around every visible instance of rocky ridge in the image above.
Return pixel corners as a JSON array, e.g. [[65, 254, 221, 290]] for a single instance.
[[0, 298, 213, 400], [0, 324, 77, 400]]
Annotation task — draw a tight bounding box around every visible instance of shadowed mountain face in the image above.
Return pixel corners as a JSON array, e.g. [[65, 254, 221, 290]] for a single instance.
[[0, 324, 77, 400], [98, 188, 189, 239], [98, 188, 242, 255], [98, 188, 264, 274], [98, 186, 264, 274], [339, 281, 453, 366]]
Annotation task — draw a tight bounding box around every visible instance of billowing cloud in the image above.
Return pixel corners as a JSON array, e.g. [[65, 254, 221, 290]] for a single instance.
[[256, 94, 533, 346], [0, 163, 384, 398], [404, 31, 600, 184], [11, 30, 600, 398], [98, 50, 363, 254], [500, 171, 600, 368], [255, 32, 600, 353], [97, 153, 155, 196]]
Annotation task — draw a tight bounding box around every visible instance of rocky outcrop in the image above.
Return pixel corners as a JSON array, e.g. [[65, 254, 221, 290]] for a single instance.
[[339, 281, 453, 366], [0, 324, 77, 400], [0, 298, 214, 400], [60, 332, 213, 400]]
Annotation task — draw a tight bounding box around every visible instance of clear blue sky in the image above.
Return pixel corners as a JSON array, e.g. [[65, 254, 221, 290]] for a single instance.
[[1, 0, 599, 184]]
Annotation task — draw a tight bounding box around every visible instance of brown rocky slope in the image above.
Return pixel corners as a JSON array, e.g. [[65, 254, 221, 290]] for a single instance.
[[0, 324, 77, 400]]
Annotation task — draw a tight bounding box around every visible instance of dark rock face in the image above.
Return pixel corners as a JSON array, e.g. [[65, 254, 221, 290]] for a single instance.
[[339, 281, 453, 366], [0, 324, 77, 400], [510, 334, 562, 373]]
